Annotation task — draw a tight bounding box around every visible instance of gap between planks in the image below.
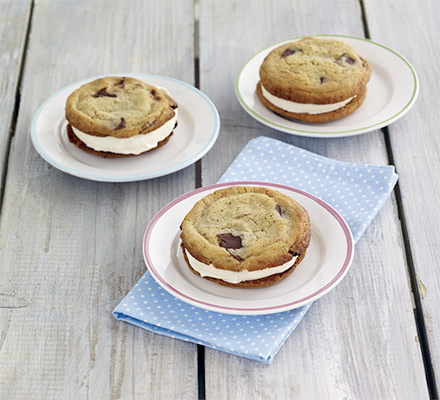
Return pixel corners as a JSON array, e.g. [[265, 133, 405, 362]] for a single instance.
[[360, 0, 438, 397], [193, 0, 206, 399], [194, 0, 202, 190], [0, 0, 34, 217], [383, 128, 439, 400]]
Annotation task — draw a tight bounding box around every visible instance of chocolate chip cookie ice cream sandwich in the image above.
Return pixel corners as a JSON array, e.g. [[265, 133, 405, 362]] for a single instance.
[[180, 186, 311, 288], [65, 76, 178, 157], [257, 37, 371, 123]]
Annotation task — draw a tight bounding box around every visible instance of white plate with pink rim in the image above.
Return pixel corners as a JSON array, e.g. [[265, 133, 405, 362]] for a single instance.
[[143, 181, 354, 315], [31, 73, 220, 182], [236, 34, 419, 138]]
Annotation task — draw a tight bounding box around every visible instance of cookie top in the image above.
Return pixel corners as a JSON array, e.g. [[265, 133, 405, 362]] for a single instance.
[[65, 77, 177, 138], [180, 186, 311, 272], [259, 37, 371, 104]]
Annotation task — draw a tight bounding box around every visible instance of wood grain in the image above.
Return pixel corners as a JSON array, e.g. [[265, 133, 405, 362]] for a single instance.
[[0, 1, 198, 399], [364, 0, 440, 391], [0, 0, 32, 193], [199, 0, 429, 398]]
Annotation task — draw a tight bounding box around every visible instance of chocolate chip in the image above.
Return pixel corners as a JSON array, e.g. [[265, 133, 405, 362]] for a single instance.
[[114, 118, 125, 130], [281, 48, 301, 57], [227, 250, 243, 262], [289, 251, 300, 256], [92, 87, 117, 98], [150, 89, 161, 101], [217, 233, 242, 249], [335, 54, 355, 66], [275, 204, 283, 215], [320, 76, 326, 84], [115, 78, 125, 88]]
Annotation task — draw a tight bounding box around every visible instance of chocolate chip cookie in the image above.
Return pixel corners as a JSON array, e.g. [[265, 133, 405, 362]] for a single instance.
[[65, 76, 178, 157], [257, 37, 371, 122], [180, 186, 311, 288]]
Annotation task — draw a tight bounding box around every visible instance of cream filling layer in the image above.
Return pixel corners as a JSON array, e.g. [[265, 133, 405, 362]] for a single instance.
[[72, 110, 178, 155], [261, 84, 355, 115], [184, 248, 298, 284]]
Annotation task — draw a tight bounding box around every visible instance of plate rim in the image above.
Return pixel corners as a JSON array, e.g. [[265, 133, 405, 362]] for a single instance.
[[31, 73, 220, 182], [235, 34, 419, 137], [143, 181, 354, 315]]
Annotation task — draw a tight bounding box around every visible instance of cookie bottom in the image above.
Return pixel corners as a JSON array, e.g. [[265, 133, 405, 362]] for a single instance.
[[67, 124, 174, 158], [256, 82, 367, 123], [180, 242, 307, 289]]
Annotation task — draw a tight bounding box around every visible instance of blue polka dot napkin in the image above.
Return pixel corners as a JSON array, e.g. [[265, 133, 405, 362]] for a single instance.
[[113, 136, 398, 364]]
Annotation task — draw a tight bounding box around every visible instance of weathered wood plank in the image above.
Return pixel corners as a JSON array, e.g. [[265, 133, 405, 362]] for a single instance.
[[0, 1, 198, 399], [199, 0, 429, 398], [364, 0, 440, 391], [0, 0, 32, 193]]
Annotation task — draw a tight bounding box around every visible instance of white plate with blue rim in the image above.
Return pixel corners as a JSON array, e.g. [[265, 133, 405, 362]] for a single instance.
[[236, 34, 419, 138], [31, 73, 220, 182]]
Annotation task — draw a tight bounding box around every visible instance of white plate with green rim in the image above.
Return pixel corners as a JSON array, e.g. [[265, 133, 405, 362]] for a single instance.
[[235, 34, 419, 138]]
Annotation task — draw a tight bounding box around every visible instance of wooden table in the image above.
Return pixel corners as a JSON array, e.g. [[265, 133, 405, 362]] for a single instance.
[[0, 1, 438, 399]]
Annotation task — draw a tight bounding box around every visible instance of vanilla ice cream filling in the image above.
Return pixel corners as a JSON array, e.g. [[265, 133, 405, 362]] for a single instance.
[[261, 84, 355, 115], [184, 248, 298, 284], [72, 110, 178, 155]]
